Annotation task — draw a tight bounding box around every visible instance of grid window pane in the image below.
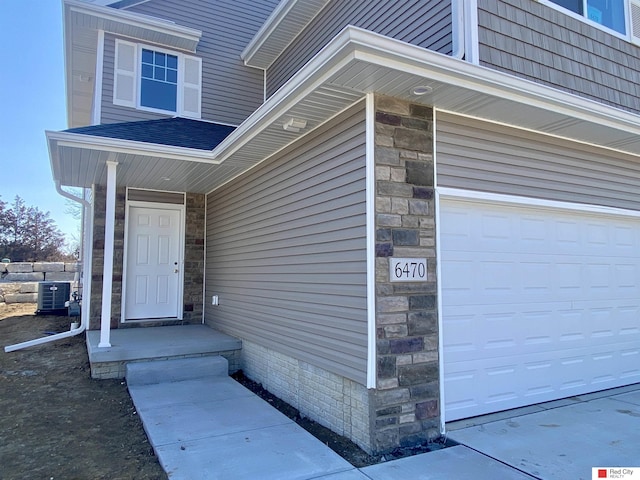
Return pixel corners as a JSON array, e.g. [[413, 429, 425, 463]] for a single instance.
[[154, 66, 165, 81], [141, 49, 153, 64], [139, 48, 178, 112], [141, 63, 153, 79], [154, 52, 166, 67]]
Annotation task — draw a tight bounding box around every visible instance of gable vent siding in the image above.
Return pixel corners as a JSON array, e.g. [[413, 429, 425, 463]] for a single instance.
[[205, 102, 368, 384], [436, 112, 640, 211]]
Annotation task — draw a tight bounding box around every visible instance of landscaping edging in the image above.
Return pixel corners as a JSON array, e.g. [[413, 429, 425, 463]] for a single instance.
[[0, 262, 80, 304]]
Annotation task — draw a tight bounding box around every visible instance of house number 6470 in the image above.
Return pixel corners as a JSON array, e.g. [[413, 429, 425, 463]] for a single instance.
[[390, 258, 427, 282]]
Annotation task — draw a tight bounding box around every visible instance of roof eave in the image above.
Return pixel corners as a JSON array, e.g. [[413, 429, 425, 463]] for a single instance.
[[242, 0, 330, 69], [219, 26, 640, 169]]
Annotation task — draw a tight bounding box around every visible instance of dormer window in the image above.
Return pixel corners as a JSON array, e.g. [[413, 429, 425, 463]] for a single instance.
[[113, 39, 202, 118], [141, 49, 178, 112]]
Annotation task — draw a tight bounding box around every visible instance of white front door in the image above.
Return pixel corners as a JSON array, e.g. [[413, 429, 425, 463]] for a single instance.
[[440, 196, 640, 421], [124, 205, 183, 320]]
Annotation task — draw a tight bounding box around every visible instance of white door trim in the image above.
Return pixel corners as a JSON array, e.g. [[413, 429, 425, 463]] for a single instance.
[[121, 200, 186, 322]]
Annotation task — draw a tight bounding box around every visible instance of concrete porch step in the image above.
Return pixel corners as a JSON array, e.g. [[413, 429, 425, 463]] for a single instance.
[[126, 356, 229, 386], [86, 325, 242, 379]]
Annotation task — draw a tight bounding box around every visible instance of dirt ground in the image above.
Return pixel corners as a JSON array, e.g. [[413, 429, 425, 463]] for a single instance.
[[0, 303, 449, 478], [0, 303, 166, 480]]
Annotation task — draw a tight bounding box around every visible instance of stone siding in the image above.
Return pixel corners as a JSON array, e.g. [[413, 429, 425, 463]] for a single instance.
[[90, 187, 205, 329], [241, 340, 372, 453], [372, 95, 440, 452]]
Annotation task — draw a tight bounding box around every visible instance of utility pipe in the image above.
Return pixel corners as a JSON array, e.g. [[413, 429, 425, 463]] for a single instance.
[[4, 183, 90, 352]]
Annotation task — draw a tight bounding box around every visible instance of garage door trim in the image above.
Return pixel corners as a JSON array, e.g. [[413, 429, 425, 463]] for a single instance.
[[436, 187, 640, 426]]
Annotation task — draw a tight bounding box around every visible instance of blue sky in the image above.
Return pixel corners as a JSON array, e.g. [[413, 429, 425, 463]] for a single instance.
[[0, 0, 79, 245]]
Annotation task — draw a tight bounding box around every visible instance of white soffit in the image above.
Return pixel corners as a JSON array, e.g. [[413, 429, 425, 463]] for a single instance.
[[53, 27, 640, 194], [242, 0, 331, 69], [214, 28, 640, 180]]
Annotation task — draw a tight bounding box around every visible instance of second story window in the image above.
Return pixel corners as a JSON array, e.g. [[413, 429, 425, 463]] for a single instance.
[[548, 0, 626, 34], [141, 49, 178, 112], [113, 39, 202, 119]]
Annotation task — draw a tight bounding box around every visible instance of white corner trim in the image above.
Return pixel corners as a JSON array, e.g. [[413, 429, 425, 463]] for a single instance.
[[464, 0, 479, 64], [437, 187, 640, 219], [451, 0, 465, 59], [365, 92, 377, 389], [434, 189, 447, 432], [433, 112, 447, 433]]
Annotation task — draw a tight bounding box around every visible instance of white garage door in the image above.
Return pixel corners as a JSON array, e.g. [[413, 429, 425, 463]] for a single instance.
[[441, 195, 640, 421]]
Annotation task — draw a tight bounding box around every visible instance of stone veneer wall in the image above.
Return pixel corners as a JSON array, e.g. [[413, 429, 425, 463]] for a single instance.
[[90, 186, 205, 329], [240, 340, 372, 452], [371, 95, 440, 452], [237, 96, 439, 455]]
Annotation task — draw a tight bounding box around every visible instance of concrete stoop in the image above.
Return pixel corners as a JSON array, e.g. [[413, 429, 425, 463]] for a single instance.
[[86, 325, 242, 379]]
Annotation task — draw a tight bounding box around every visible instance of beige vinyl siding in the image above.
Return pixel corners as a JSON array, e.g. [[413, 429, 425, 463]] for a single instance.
[[101, 0, 277, 125], [436, 112, 640, 210], [477, 0, 640, 115], [205, 102, 368, 384], [266, 0, 452, 97]]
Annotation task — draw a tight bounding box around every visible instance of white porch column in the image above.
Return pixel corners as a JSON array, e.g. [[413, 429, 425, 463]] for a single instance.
[[98, 160, 118, 348]]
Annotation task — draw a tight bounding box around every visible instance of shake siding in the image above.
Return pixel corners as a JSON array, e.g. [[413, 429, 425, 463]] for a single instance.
[[205, 103, 368, 384], [437, 113, 640, 211], [266, 0, 452, 97], [101, 0, 277, 125], [477, 0, 640, 114]]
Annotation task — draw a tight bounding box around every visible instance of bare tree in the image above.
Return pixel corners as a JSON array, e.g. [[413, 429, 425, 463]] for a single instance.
[[0, 195, 71, 262]]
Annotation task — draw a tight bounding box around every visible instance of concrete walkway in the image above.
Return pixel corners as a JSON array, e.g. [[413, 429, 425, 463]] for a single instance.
[[126, 357, 639, 479]]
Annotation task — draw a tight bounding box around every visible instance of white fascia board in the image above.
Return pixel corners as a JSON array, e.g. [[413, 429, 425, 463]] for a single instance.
[[64, 0, 202, 49], [242, 0, 330, 69], [213, 26, 640, 166], [46, 130, 221, 164], [344, 31, 640, 137], [241, 0, 298, 64]]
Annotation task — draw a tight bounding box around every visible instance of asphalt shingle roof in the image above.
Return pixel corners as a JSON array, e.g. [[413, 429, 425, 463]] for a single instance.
[[65, 117, 235, 151]]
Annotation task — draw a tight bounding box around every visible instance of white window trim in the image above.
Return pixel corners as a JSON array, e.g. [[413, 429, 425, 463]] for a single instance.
[[138, 45, 180, 115], [538, 0, 635, 43], [113, 38, 202, 118]]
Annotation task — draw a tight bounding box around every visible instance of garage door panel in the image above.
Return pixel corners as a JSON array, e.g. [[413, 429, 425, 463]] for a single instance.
[[444, 254, 640, 303], [442, 197, 640, 420], [445, 340, 640, 418], [444, 305, 639, 364]]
